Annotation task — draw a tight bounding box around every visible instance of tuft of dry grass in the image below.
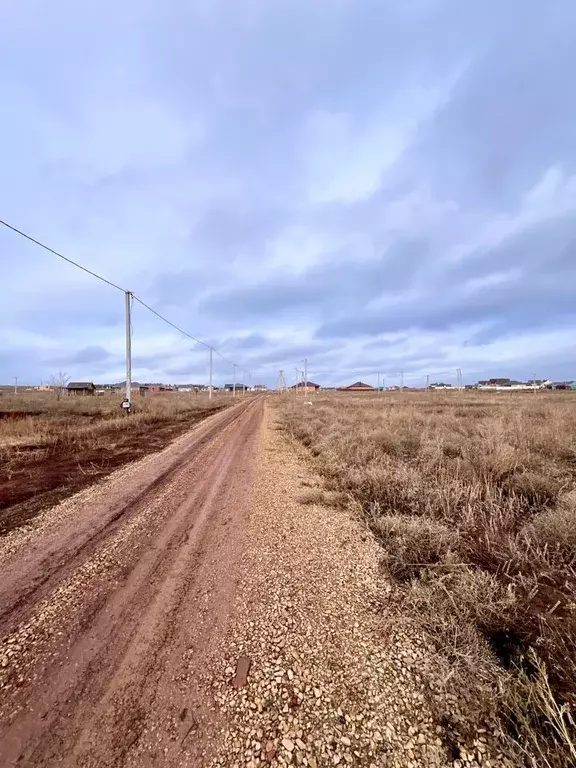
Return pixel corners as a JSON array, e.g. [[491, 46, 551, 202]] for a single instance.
[[280, 391, 576, 766], [0, 391, 229, 448]]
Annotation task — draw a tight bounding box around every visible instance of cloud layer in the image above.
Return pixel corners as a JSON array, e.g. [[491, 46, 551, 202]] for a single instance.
[[2, 0, 576, 387]]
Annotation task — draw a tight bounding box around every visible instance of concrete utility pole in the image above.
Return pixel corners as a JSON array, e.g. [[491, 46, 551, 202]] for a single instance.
[[426, 373, 430, 391], [533, 372, 537, 393], [125, 291, 132, 407], [13, 376, 18, 394], [209, 347, 213, 399], [400, 370, 404, 389], [302, 359, 312, 404], [377, 371, 380, 392], [242, 369, 246, 396], [233, 363, 236, 398]]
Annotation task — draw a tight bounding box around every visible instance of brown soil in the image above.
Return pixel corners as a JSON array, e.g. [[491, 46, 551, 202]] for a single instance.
[[0, 406, 227, 536], [0, 396, 264, 767]]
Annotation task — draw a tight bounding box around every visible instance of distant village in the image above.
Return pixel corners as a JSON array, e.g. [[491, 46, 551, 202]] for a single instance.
[[290, 378, 576, 392], [0, 381, 270, 396], [2, 376, 576, 396]]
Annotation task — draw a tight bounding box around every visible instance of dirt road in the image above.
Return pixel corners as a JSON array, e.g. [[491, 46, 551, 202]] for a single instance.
[[0, 396, 263, 767]]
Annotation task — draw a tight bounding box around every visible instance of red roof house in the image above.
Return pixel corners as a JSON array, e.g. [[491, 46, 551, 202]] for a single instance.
[[338, 381, 375, 392]]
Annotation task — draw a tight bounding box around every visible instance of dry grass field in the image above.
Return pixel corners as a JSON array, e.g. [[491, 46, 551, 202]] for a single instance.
[[0, 391, 233, 535], [280, 391, 576, 767]]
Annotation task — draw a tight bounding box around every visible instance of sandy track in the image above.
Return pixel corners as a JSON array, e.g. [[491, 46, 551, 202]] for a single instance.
[[0, 396, 264, 767]]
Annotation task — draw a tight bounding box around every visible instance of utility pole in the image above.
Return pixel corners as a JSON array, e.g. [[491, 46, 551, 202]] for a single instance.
[[13, 376, 18, 394], [209, 347, 213, 400], [426, 373, 430, 391], [303, 359, 312, 403], [125, 291, 132, 407], [400, 370, 404, 390], [242, 369, 246, 396], [533, 372, 537, 393], [377, 371, 380, 392], [277, 370, 286, 392], [294, 368, 301, 394], [233, 363, 236, 398]]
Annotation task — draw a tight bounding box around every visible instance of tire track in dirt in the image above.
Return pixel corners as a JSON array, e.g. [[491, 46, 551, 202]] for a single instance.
[[0, 399, 255, 634], [0, 396, 264, 767]]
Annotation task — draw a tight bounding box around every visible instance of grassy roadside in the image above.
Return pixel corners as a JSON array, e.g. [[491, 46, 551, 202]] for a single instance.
[[279, 392, 576, 767], [0, 393, 234, 535]]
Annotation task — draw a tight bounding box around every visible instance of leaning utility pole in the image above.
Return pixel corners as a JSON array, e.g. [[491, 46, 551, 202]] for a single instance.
[[208, 347, 213, 399], [233, 363, 236, 398], [125, 291, 132, 407]]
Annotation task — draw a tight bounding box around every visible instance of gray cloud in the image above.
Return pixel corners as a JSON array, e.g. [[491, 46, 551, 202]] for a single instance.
[[199, 237, 431, 320], [49, 345, 113, 366]]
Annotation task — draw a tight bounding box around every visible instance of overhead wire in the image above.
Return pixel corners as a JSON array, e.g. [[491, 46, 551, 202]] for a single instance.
[[0, 217, 251, 377], [0, 218, 127, 293], [131, 295, 209, 349]]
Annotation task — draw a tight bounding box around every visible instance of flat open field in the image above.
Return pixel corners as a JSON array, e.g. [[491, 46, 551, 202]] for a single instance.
[[0, 392, 234, 535], [281, 391, 576, 767]]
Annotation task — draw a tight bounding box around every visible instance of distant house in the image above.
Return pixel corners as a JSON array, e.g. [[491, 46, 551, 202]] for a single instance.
[[112, 380, 143, 396], [477, 377, 552, 391], [550, 381, 576, 391], [223, 383, 248, 392], [67, 382, 95, 396], [113, 380, 142, 390], [338, 381, 375, 392], [141, 383, 171, 394], [253, 384, 268, 391], [291, 381, 320, 392]]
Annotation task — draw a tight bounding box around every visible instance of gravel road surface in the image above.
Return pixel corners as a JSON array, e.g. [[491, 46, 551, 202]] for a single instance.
[[0, 397, 263, 767]]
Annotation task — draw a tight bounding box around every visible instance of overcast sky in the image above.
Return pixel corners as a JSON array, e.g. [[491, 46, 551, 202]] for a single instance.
[[2, 1, 576, 388]]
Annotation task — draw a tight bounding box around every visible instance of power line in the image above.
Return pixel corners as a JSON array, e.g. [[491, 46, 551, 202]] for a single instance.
[[211, 345, 248, 373], [0, 218, 126, 293], [0, 216, 252, 377], [131, 295, 209, 349]]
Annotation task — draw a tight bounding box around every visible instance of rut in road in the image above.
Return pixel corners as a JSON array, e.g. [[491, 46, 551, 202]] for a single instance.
[[0, 396, 263, 768]]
